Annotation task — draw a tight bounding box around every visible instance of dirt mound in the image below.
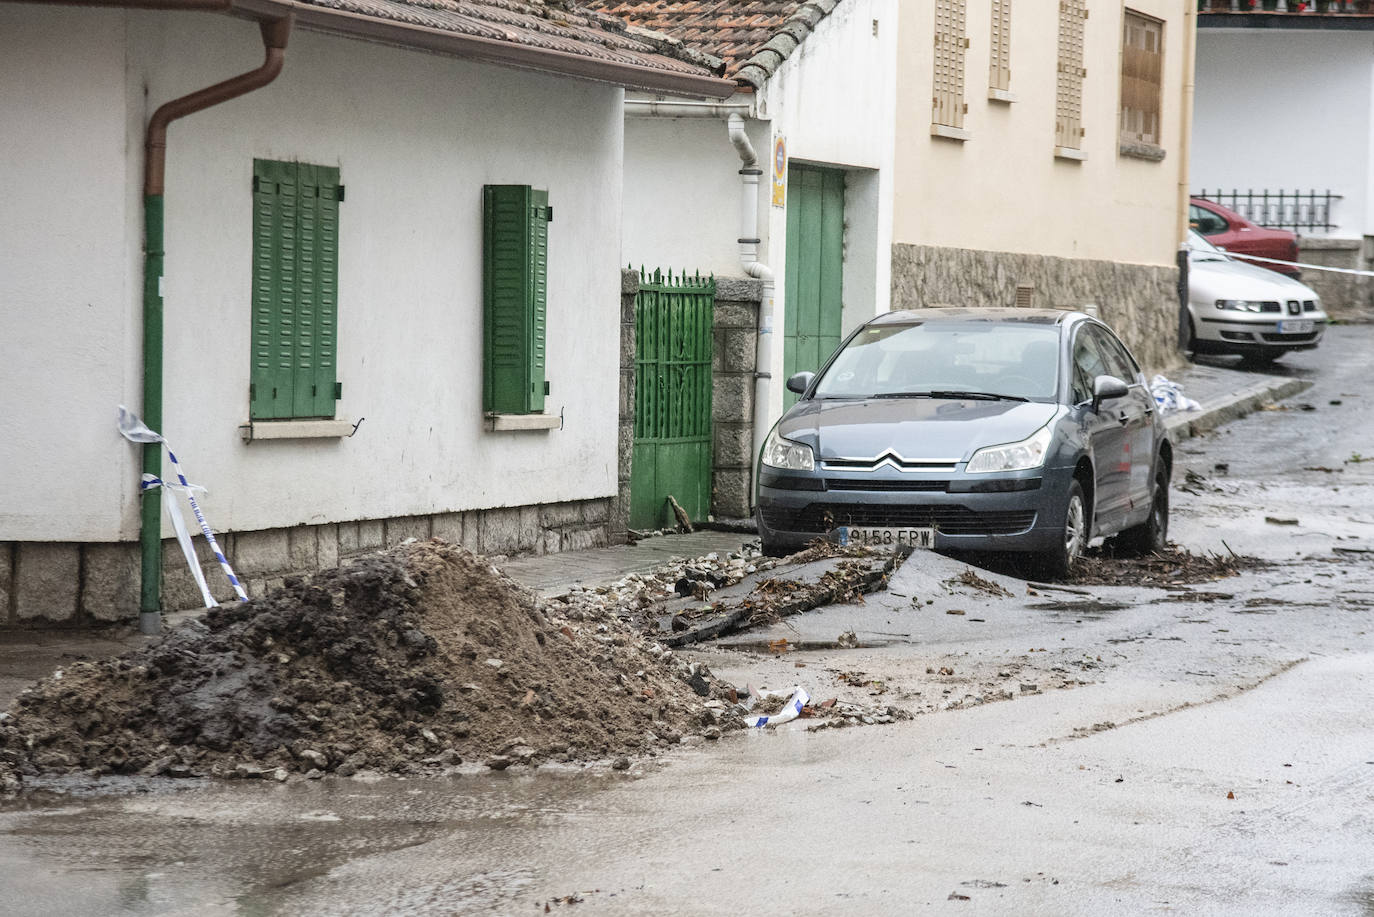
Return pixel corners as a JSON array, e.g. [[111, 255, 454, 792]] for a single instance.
[[0, 542, 740, 788]]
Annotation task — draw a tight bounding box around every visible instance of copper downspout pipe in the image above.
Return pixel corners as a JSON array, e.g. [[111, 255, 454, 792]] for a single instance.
[[145, 15, 292, 195]]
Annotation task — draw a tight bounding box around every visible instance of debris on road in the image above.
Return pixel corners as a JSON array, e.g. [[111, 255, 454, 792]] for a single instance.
[[1265, 516, 1300, 526], [1064, 545, 1265, 587], [742, 686, 809, 727], [0, 542, 748, 788]]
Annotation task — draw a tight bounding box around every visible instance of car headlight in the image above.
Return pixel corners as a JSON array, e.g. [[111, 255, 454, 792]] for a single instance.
[[761, 429, 815, 472], [1215, 299, 1265, 313], [965, 424, 1053, 474]]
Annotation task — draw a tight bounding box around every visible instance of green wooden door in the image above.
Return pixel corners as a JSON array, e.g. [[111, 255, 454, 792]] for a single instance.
[[783, 165, 845, 408], [630, 270, 715, 530]]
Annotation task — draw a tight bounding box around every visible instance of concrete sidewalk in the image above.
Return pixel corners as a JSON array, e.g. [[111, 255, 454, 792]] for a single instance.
[[1157, 358, 1312, 443]]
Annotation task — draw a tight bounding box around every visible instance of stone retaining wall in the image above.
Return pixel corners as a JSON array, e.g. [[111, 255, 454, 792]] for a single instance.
[[1296, 237, 1374, 323], [0, 497, 612, 628], [891, 243, 1185, 373]]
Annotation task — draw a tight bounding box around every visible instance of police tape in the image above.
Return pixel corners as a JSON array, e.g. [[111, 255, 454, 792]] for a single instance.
[[118, 406, 248, 607], [744, 686, 810, 728], [1217, 250, 1374, 278]]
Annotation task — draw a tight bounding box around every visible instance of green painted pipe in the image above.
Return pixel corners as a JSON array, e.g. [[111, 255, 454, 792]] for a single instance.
[[135, 18, 291, 635], [140, 194, 164, 635]]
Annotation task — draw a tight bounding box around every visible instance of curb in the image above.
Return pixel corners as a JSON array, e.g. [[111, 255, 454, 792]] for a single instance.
[[1164, 375, 1313, 443]]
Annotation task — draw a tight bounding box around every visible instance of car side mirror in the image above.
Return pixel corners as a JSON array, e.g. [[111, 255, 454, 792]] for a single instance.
[[785, 371, 815, 395], [1092, 374, 1130, 409]]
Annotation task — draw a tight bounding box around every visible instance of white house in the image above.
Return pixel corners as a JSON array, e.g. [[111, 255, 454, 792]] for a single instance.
[[590, 0, 899, 524], [0, 0, 731, 628], [1191, 5, 1374, 319]]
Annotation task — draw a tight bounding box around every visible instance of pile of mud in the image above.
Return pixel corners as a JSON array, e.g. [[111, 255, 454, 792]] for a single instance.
[[0, 542, 741, 789]]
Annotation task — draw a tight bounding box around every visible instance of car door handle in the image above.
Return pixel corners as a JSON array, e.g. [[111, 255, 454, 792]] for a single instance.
[[1117, 412, 1130, 426]]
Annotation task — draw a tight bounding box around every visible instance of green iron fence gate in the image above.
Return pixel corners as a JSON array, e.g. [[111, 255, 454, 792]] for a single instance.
[[630, 269, 715, 530]]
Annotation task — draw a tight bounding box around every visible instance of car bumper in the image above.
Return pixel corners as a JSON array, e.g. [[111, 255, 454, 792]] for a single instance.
[[755, 466, 1073, 555], [1192, 313, 1327, 353]]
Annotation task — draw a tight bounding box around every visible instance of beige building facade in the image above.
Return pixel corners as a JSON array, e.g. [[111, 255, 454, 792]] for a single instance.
[[891, 0, 1195, 371]]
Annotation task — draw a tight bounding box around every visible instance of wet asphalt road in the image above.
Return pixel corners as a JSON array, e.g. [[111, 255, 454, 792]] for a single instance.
[[2, 329, 1372, 916]]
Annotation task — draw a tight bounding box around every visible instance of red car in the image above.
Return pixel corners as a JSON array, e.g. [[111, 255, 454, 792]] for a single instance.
[[1189, 197, 1300, 277]]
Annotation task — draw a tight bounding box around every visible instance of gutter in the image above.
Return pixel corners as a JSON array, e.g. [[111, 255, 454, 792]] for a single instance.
[[135, 16, 293, 634], [725, 113, 777, 473], [1176, 2, 1198, 353]]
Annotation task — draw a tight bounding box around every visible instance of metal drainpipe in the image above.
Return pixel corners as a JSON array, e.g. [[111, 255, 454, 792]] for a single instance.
[[138, 15, 292, 634], [1176, 3, 1197, 354], [725, 113, 776, 476]]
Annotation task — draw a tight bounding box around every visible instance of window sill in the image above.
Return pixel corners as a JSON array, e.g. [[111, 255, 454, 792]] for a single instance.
[[1054, 147, 1088, 162], [930, 124, 971, 142], [1119, 141, 1166, 162], [987, 88, 1017, 104], [485, 413, 561, 432], [240, 418, 355, 443]]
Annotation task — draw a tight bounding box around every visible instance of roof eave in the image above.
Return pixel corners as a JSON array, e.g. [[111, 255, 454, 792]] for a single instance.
[[233, 0, 735, 98], [8, 0, 736, 98]]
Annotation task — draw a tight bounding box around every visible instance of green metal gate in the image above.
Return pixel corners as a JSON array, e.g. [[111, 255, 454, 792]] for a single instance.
[[630, 269, 715, 530]]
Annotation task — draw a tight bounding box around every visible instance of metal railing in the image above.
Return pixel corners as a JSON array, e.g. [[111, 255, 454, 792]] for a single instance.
[[1194, 188, 1342, 232], [1201, 1, 1374, 11]]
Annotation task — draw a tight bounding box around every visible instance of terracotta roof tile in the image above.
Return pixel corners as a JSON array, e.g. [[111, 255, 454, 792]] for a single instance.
[[585, 0, 839, 87]]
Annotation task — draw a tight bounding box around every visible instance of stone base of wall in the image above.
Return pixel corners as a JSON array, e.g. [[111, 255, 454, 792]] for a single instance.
[[0, 497, 612, 629], [1296, 237, 1374, 323], [891, 243, 1185, 373], [712, 277, 762, 520]]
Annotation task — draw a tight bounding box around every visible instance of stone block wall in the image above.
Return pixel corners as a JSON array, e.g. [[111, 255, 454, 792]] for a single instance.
[[1296, 237, 1374, 323], [0, 497, 612, 628], [711, 277, 762, 520], [891, 243, 1185, 374], [613, 269, 638, 543]]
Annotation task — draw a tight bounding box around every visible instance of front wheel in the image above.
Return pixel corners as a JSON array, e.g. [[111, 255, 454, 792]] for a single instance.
[[1117, 466, 1169, 555], [1039, 479, 1087, 578]]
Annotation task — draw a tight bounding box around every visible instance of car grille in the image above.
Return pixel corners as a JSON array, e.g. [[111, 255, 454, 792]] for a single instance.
[[761, 503, 1037, 535], [1260, 332, 1319, 343], [825, 479, 951, 493], [1259, 302, 1281, 313], [1302, 300, 1317, 313]]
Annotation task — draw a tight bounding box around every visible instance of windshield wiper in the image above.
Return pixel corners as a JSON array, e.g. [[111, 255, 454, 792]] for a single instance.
[[873, 390, 1028, 402]]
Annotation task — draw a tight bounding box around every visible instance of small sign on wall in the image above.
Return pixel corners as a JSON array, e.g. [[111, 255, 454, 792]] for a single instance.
[[771, 134, 787, 208]]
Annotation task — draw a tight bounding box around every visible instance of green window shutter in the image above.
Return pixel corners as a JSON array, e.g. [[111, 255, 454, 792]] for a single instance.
[[483, 185, 550, 414], [250, 158, 341, 420]]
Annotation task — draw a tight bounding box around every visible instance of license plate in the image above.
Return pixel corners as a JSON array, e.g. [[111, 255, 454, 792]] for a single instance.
[[835, 526, 935, 550], [1277, 319, 1313, 334]]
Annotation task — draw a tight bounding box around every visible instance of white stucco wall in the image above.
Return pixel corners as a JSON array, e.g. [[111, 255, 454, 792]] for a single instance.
[[621, 0, 897, 435], [1191, 29, 1374, 238], [1, 6, 625, 541], [0, 6, 137, 542], [892, 0, 1187, 267]]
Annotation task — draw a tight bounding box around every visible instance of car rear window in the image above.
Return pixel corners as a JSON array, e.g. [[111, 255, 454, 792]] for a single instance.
[[813, 321, 1061, 401]]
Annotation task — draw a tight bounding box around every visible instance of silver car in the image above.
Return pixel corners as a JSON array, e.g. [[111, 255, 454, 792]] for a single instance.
[[755, 309, 1171, 575], [1186, 230, 1326, 364]]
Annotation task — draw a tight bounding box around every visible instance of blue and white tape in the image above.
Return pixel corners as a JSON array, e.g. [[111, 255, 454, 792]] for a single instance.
[[745, 686, 810, 728], [119, 406, 248, 607]]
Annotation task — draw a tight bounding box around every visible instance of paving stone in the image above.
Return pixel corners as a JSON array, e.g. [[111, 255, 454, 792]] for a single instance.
[[357, 520, 385, 551], [317, 524, 339, 569], [0, 544, 12, 624], [289, 526, 318, 571], [14, 543, 80, 622], [82, 543, 139, 623], [234, 529, 291, 574], [432, 512, 464, 545], [386, 516, 431, 547]]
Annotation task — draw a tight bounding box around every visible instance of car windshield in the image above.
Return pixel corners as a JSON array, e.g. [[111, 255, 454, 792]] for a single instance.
[[812, 320, 1061, 402], [1187, 230, 1229, 262]]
